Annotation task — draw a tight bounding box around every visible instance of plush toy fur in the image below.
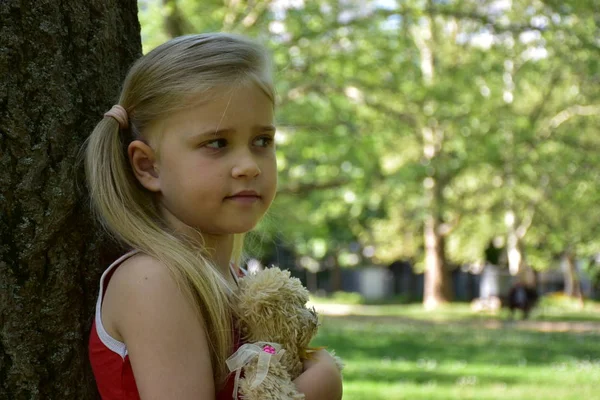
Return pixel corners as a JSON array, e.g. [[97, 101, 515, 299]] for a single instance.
[[231, 267, 342, 400]]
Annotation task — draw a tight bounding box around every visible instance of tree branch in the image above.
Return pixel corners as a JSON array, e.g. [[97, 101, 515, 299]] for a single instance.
[[362, 98, 419, 128], [427, 6, 546, 34], [528, 71, 562, 131], [516, 207, 535, 239], [222, 0, 242, 31], [439, 214, 461, 236], [540, 104, 600, 137], [241, 0, 271, 28]]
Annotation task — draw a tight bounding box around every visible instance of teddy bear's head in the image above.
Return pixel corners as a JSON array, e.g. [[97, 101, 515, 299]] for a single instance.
[[234, 267, 319, 351]]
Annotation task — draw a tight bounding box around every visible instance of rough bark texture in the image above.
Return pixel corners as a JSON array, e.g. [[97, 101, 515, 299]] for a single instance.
[[0, 1, 141, 398]]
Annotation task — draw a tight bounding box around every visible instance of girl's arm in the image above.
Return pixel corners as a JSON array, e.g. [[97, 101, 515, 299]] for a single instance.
[[105, 254, 215, 399], [293, 349, 343, 400]]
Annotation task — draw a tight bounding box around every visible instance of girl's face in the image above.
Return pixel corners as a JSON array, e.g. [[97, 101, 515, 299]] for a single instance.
[[146, 83, 277, 235]]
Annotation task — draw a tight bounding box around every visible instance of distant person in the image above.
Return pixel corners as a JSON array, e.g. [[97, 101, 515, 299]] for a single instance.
[[85, 33, 342, 399], [507, 282, 539, 319]]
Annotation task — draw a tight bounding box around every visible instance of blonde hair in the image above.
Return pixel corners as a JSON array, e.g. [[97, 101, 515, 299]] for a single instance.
[[85, 33, 274, 387]]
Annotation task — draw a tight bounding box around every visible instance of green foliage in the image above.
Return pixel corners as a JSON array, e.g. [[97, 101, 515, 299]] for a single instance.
[[138, 0, 600, 274]]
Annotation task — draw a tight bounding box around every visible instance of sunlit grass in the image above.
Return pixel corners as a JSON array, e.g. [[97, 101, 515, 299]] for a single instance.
[[309, 294, 600, 322], [309, 305, 600, 400]]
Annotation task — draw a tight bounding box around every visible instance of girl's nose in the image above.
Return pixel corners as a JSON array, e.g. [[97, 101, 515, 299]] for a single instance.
[[231, 154, 261, 179]]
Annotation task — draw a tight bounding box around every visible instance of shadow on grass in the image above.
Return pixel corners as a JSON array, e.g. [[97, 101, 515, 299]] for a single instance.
[[341, 367, 520, 386]]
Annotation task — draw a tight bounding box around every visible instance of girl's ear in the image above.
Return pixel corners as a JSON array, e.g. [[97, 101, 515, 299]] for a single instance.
[[128, 140, 161, 192]]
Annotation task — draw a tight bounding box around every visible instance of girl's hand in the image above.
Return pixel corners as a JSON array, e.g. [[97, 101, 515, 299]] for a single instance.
[[293, 349, 343, 400]]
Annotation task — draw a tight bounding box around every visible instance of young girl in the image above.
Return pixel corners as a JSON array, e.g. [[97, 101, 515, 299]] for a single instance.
[[85, 33, 342, 400]]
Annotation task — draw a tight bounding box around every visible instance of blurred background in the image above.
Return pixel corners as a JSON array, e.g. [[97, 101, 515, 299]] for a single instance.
[[139, 1, 599, 398]]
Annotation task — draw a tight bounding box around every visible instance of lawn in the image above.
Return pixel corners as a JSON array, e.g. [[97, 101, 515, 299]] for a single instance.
[[309, 302, 600, 400]]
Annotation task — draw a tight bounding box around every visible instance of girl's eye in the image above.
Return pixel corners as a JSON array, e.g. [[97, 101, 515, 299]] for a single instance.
[[254, 136, 274, 148], [204, 138, 228, 149]]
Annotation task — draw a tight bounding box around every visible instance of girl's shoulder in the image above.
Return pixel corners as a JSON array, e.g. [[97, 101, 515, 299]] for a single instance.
[[101, 252, 175, 341], [103, 252, 216, 398], [111, 252, 166, 281], [106, 252, 173, 303], [107, 252, 180, 311]]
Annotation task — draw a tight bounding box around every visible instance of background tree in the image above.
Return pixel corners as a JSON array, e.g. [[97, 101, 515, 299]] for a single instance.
[[0, 1, 141, 398], [137, 0, 600, 306]]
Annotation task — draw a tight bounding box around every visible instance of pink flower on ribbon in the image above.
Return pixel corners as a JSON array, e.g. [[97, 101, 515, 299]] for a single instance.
[[263, 345, 276, 354]]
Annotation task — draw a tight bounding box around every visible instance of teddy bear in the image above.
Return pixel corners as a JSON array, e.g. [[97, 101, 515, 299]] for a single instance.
[[226, 267, 343, 400]]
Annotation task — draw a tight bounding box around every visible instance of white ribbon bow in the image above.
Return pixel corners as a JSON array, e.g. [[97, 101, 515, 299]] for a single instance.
[[226, 341, 286, 400]]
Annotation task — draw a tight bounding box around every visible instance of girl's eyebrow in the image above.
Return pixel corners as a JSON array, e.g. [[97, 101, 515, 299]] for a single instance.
[[256, 125, 276, 134], [189, 125, 276, 140]]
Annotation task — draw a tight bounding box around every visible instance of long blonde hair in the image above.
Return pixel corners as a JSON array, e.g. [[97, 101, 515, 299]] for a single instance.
[[85, 33, 274, 387]]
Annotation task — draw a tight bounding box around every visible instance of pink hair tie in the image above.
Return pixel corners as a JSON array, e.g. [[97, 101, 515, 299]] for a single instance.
[[104, 105, 129, 129]]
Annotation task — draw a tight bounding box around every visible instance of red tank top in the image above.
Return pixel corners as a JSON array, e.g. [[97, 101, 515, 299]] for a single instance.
[[88, 251, 245, 399]]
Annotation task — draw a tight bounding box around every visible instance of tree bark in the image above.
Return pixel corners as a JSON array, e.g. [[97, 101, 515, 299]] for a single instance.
[[0, 2, 141, 399], [415, 4, 453, 309], [423, 211, 453, 309], [505, 211, 523, 276], [163, 0, 189, 37], [562, 251, 584, 306], [306, 271, 318, 293], [422, 155, 453, 308], [330, 253, 342, 293]]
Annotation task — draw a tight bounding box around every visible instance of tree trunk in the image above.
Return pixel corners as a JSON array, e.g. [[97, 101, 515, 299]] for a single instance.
[[562, 251, 584, 306], [163, 0, 189, 37], [330, 253, 342, 293], [413, 6, 452, 309], [423, 212, 453, 309], [505, 211, 522, 276], [306, 271, 318, 293], [422, 160, 453, 309], [505, 210, 534, 284], [0, 2, 141, 399]]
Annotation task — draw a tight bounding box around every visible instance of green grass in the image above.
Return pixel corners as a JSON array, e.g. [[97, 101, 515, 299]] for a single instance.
[[309, 305, 600, 400], [309, 294, 600, 323]]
